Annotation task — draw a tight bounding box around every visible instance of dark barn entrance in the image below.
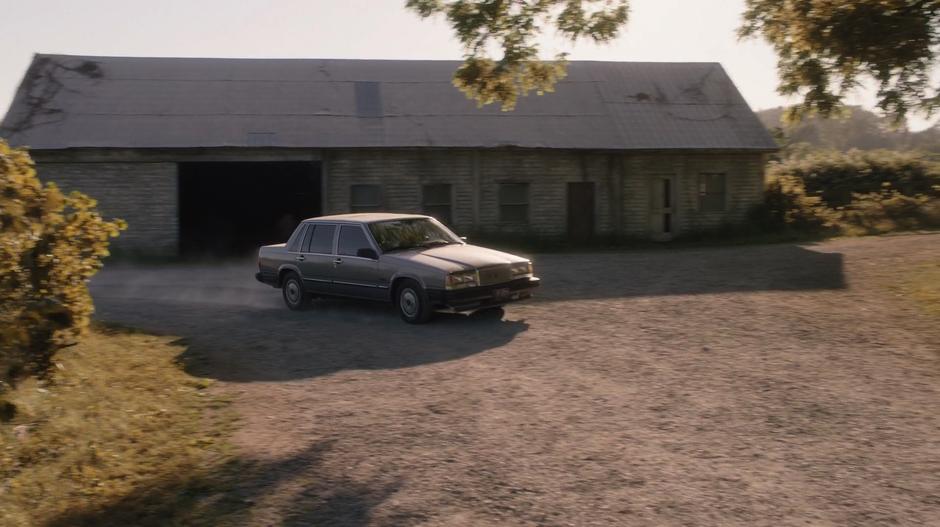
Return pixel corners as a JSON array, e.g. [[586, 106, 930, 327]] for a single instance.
[[178, 162, 321, 256]]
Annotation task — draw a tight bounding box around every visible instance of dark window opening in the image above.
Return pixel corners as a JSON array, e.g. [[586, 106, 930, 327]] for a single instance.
[[699, 173, 727, 212], [499, 183, 530, 223], [350, 184, 382, 212], [178, 161, 320, 257], [663, 212, 672, 234], [422, 184, 453, 225], [663, 178, 672, 208]]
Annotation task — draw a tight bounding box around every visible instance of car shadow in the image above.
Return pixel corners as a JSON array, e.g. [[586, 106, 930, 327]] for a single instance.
[[93, 297, 528, 383]]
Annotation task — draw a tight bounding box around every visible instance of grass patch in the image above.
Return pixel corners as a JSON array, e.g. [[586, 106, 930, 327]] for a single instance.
[[900, 262, 940, 317], [0, 325, 240, 526]]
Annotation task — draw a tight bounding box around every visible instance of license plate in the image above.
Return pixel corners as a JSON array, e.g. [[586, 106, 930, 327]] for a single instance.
[[493, 288, 511, 300]]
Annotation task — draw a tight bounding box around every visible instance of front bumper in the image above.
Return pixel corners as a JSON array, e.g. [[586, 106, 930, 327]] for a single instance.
[[427, 276, 540, 312]]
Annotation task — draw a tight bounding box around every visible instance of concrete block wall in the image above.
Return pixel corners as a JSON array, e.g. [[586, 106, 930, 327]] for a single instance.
[[35, 162, 179, 256], [327, 148, 767, 240]]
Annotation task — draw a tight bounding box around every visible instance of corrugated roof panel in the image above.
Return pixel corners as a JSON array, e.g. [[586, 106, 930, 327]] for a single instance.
[[0, 55, 778, 151]]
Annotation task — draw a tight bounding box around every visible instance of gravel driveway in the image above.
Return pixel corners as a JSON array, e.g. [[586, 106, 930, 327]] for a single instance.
[[90, 234, 940, 526]]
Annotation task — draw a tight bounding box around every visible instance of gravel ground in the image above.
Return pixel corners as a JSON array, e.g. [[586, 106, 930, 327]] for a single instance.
[[90, 234, 940, 526]]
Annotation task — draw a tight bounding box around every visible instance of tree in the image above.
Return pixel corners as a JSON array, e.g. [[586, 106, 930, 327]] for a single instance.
[[740, 0, 940, 124], [405, 0, 629, 110]]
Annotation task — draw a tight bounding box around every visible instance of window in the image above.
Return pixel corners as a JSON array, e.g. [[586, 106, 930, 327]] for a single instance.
[[498, 183, 529, 223], [350, 184, 382, 212], [287, 224, 308, 252], [337, 225, 372, 257], [305, 224, 336, 254], [422, 184, 453, 225], [698, 173, 727, 212]]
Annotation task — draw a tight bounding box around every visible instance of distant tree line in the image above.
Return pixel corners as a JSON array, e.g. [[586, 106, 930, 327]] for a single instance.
[[758, 107, 940, 154]]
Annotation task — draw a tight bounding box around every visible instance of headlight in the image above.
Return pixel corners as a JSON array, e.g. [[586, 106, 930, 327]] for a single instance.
[[446, 270, 480, 290], [511, 261, 533, 278]]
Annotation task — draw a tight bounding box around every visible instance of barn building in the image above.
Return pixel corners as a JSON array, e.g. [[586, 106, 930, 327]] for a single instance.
[[1, 54, 777, 256]]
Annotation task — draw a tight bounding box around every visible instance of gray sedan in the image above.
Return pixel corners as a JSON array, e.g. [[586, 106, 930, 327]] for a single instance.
[[256, 213, 540, 323]]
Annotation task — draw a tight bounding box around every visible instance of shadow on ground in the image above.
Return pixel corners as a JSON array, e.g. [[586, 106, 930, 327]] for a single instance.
[[47, 441, 406, 527], [533, 244, 846, 301], [94, 297, 528, 383], [90, 243, 842, 383]]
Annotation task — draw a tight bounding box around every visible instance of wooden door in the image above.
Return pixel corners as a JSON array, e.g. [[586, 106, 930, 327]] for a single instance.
[[567, 182, 595, 241]]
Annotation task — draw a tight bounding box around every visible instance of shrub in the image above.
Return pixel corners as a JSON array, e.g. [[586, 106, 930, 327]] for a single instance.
[[768, 149, 940, 207], [838, 184, 940, 235], [748, 173, 839, 234], [0, 140, 125, 408]]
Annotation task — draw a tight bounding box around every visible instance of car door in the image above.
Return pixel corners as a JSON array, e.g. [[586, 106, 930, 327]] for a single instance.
[[297, 223, 338, 295], [332, 224, 385, 300]]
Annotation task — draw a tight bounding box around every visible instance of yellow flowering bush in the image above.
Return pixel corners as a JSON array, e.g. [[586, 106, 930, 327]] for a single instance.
[[1, 140, 125, 411]]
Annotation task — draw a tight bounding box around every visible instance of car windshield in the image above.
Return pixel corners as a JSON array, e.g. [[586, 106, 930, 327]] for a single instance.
[[368, 218, 461, 252]]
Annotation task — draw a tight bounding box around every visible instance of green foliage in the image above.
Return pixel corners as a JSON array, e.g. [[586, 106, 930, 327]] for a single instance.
[[740, 0, 940, 123], [748, 174, 838, 234], [0, 140, 125, 401], [406, 0, 629, 110], [752, 150, 940, 236], [765, 149, 940, 207], [839, 185, 940, 235]]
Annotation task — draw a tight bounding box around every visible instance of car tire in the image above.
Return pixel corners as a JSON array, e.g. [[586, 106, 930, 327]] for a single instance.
[[396, 279, 433, 324], [281, 272, 309, 311]]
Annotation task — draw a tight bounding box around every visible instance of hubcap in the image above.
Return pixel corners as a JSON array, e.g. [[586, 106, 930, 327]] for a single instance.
[[400, 288, 419, 317], [286, 280, 301, 304]]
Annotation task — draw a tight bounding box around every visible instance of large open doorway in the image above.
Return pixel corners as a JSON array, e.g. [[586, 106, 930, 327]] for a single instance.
[[178, 162, 321, 257]]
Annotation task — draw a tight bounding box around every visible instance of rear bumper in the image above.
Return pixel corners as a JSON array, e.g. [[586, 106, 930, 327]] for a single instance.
[[428, 276, 540, 312], [255, 271, 278, 287]]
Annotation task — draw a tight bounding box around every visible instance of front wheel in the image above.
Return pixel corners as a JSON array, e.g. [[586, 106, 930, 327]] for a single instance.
[[281, 272, 309, 311], [396, 279, 433, 324]]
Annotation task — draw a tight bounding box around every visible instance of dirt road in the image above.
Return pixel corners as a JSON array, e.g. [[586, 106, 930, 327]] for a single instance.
[[90, 234, 940, 526]]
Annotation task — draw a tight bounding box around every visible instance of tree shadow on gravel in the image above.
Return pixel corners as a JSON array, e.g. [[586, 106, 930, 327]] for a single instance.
[[47, 441, 406, 527], [533, 244, 846, 301], [92, 298, 529, 383]]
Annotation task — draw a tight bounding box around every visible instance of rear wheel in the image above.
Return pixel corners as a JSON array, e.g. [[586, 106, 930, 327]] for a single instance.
[[281, 272, 309, 311], [396, 279, 433, 324]]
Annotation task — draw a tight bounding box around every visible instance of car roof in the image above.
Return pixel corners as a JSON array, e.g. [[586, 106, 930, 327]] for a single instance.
[[304, 213, 430, 224]]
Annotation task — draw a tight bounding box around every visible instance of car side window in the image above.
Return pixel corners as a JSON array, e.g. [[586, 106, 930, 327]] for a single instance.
[[337, 225, 371, 257], [307, 224, 336, 254], [286, 224, 307, 252]]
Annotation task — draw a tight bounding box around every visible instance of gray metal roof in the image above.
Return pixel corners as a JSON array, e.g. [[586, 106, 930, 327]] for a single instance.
[[0, 54, 777, 151]]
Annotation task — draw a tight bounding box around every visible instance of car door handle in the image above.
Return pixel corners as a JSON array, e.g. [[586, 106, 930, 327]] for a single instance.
[[333, 258, 342, 266], [295, 255, 305, 262]]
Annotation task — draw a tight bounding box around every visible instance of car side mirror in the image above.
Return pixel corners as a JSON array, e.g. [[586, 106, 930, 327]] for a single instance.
[[357, 248, 378, 260]]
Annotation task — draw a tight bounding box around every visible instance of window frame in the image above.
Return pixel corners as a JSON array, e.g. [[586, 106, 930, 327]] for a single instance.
[[698, 172, 728, 213], [336, 224, 380, 259], [497, 182, 531, 224], [421, 183, 454, 225], [350, 184, 383, 212], [303, 222, 339, 255]]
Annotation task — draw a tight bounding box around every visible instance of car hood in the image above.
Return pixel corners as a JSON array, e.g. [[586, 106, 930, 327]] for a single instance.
[[382, 244, 527, 272]]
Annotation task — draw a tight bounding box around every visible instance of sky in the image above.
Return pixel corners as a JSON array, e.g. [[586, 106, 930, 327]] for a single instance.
[[0, 0, 936, 131]]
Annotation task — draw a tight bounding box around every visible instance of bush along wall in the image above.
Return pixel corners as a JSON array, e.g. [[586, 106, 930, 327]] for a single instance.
[[0, 140, 125, 418], [751, 150, 940, 237]]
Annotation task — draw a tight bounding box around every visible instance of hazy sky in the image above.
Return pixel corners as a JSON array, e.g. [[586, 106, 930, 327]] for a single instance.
[[1, 0, 936, 131]]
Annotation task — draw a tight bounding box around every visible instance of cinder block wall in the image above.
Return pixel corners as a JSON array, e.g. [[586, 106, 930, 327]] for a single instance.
[[35, 162, 179, 256], [327, 149, 767, 239]]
